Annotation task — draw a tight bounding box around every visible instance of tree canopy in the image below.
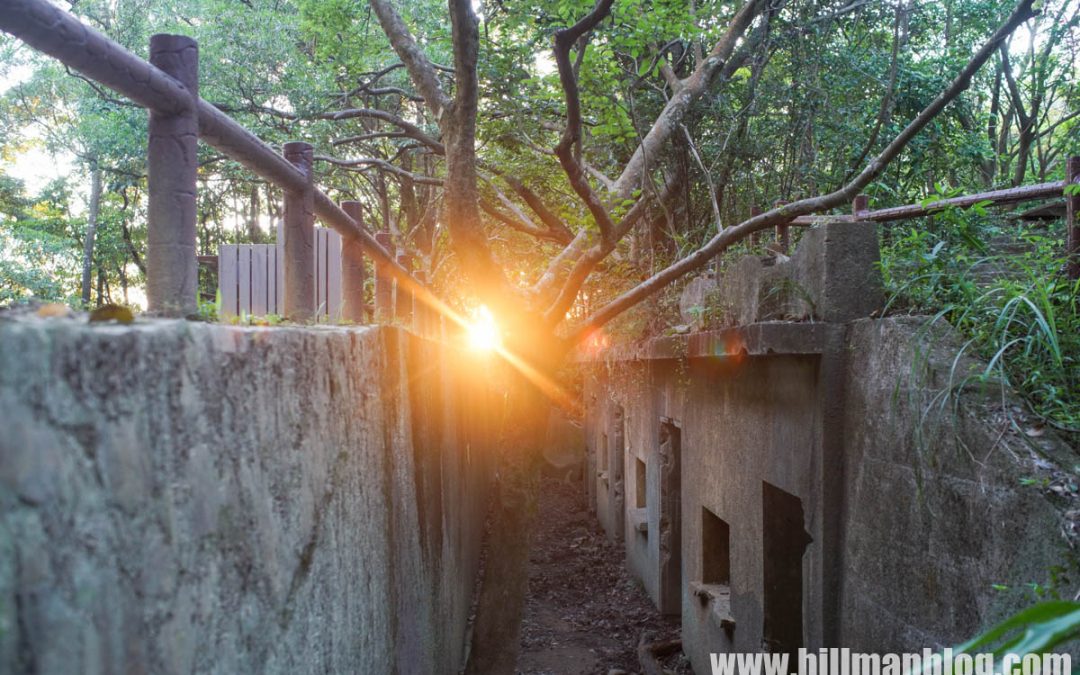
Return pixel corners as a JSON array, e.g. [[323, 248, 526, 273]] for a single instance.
[[1, 0, 1075, 324]]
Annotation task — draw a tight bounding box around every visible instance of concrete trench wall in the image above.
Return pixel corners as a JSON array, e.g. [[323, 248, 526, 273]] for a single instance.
[[0, 318, 495, 674], [582, 221, 1079, 672]]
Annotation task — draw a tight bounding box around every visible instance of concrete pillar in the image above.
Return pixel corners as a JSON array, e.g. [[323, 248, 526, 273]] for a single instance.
[[1067, 156, 1079, 280], [341, 200, 367, 323], [146, 34, 198, 316], [283, 141, 315, 321], [374, 232, 394, 322], [395, 252, 414, 327]]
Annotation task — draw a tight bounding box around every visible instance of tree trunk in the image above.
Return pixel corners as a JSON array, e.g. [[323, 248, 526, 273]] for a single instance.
[[247, 183, 261, 242], [80, 160, 103, 306]]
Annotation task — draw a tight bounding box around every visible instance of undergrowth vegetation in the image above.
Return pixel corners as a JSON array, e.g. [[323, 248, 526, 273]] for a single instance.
[[880, 190, 1080, 433]]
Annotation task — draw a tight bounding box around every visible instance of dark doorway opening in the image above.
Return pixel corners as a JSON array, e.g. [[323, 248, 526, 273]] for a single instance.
[[762, 482, 813, 654], [701, 507, 730, 586]]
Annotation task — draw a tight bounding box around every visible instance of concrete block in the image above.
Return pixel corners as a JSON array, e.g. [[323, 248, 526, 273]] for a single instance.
[[710, 220, 883, 326]]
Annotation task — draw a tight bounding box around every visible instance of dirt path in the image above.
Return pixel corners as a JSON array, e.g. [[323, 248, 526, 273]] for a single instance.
[[516, 475, 687, 674]]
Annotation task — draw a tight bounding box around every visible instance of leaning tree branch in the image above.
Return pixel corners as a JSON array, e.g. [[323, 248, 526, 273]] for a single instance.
[[553, 0, 618, 247], [564, 0, 1038, 347], [541, 182, 676, 324]]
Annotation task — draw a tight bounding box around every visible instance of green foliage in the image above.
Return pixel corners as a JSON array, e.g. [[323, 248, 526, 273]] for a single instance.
[[881, 191, 1080, 431], [952, 601, 1080, 666]]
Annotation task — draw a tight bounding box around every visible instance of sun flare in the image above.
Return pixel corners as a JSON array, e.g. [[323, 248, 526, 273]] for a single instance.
[[467, 305, 501, 352]]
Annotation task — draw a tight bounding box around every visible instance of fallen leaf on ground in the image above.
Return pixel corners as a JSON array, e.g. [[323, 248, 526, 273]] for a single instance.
[[89, 304, 135, 324], [36, 303, 71, 318]]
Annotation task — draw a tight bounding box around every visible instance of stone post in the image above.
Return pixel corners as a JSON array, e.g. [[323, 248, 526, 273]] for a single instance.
[[395, 252, 414, 327], [852, 194, 869, 218], [374, 232, 394, 322], [282, 141, 315, 321], [341, 200, 367, 323], [1067, 156, 1079, 280], [146, 34, 198, 316]]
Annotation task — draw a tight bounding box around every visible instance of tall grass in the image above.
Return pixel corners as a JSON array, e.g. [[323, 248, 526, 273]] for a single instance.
[[880, 200, 1080, 434]]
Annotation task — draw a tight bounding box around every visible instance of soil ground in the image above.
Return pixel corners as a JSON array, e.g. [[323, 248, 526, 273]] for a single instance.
[[516, 474, 691, 674]]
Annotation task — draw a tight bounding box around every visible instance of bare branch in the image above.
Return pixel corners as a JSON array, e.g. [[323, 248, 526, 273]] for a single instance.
[[610, 0, 766, 199], [313, 154, 443, 185], [332, 131, 409, 146], [317, 107, 445, 153], [553, 0, 618, 247], [480, 197, 570, 245]]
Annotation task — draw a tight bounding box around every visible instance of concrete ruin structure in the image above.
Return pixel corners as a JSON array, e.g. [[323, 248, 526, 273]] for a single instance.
[[582, 221, 1080, 671]]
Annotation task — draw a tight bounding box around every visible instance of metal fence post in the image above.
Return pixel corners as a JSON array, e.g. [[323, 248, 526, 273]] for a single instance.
[[374, 231, 394, 322], [146, 34, 198, 316], [283, 141, 315, 321], [341, 200, 366, 323], [1067, 156, 1079, 280]]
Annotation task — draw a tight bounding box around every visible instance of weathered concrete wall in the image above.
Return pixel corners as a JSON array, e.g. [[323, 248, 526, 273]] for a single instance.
[[584, 319, 1079, 671], [0, 318, 495, 674], [839, 317, 1078, 650]]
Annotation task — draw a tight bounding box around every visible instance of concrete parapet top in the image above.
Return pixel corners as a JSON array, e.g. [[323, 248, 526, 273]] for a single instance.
[[578, 321, 841, 362]]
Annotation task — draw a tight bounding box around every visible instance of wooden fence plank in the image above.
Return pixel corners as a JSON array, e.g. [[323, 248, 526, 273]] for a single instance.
[[251, 244, 267, 316], [275, 233, 284, 315], [219, 244, 237, 317], [314, 228, 325, 320], [238, 245, 251, 316], [218, 228, 345, 322], [327, 229, 342, 322]]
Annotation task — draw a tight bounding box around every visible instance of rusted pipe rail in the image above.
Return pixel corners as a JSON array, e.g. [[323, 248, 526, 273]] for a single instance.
[[0, 0, 417, 290], [789, 180, 1066, 226]]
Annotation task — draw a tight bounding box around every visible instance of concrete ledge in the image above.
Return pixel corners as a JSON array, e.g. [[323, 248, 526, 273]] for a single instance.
[[580, 321, 840, 362]]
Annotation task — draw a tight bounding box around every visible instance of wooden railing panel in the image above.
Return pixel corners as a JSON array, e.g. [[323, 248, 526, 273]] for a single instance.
[[219, 245, 238, 317]]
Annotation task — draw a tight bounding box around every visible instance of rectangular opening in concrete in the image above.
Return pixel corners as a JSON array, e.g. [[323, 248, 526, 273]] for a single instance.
[[701, 507, 730, 585], [658, 419, 682, 615], [762, 481, 813, 655], [635, 456, 647, 509]]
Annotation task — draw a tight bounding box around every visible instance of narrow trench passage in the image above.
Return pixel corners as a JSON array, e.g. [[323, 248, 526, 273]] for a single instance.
[[516, 474, 688, 674]]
